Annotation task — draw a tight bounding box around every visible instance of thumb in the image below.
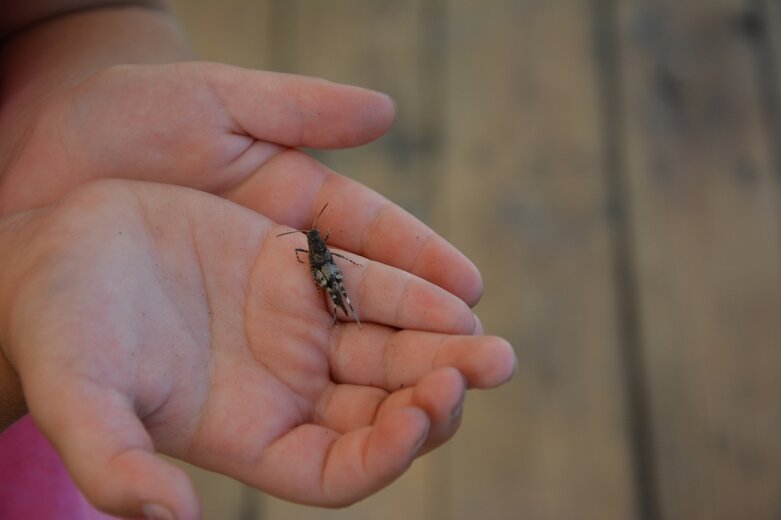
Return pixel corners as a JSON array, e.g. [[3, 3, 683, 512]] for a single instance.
[[25, 373, 198, 520], [198, 62, 397, 149]]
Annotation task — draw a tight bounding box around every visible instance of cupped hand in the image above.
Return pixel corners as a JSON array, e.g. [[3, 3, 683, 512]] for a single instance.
[[0, 180, 515, 519], [0, 61, 482, 306]]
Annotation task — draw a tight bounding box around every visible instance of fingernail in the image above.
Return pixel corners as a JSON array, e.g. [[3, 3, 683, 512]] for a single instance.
[[451, 397, 465, 421], [473, 314, 484, 335], [384, 93, 398, 113], [142, 502, 176, 520], [413, 425, 429, 455]]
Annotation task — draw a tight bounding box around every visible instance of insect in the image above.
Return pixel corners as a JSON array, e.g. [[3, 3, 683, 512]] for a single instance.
[[277, 203, 363, 329]]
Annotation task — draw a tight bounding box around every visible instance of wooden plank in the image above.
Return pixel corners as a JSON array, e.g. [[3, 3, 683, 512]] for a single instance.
[[257, 1, 448, 519], [168, 0, 273, 68], [262, 0, 446, 221], [445, 1, 638, 519], [165, 457, 249, 520], [761, 0, 781, 171], [617, 1, 781, 518]]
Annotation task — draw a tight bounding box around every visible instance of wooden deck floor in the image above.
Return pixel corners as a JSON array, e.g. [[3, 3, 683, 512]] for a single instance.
[[168, 1, 781, 519]]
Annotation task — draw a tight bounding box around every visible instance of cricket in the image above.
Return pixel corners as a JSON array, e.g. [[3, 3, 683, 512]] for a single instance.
[[277, 203, 363, 329]]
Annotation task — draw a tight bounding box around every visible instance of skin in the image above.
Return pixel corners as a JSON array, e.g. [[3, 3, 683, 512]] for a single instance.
[[0, 180, 516, 518], [0, 3, 517, 519]]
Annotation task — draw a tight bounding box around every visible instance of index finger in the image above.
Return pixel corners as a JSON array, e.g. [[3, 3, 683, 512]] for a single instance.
[[225, 150, 483, 306], [202, 63, 397, 149]]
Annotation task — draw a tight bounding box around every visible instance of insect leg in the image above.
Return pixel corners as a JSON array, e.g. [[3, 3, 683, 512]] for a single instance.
[[332, 281, 363, 330], [332, 252, 362, 267], [330, 307, 339, 328], [294, 248, 309, 264], [347, 301, 362, 329]]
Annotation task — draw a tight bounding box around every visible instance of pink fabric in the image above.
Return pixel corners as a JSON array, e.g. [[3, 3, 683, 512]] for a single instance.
[[0, 415, 120, 519]]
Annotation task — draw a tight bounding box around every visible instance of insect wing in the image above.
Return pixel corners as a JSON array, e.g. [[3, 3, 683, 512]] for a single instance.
[[323, 263, 350, 315], [312, 264, 330, 289]]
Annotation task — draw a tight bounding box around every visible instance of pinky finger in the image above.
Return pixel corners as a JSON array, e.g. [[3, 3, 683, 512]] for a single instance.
[[253, 407, 429, 507]]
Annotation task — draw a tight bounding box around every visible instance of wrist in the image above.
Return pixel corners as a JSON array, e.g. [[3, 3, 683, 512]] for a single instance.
[[0, 5, 193, 180], [0, 210, 39, 432], [1, 4, 192, 102], [0, 342, 26, 432]]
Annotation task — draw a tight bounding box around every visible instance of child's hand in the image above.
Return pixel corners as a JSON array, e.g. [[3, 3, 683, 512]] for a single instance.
[[0, 61, 482, 305], [0, 180, 515, 519], [0, 61, 393, 213]]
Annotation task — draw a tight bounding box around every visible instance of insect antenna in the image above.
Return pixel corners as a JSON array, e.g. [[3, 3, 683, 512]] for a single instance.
[[276, 229, 307, 237], [276, 204, 330, 238], [312, 203, 329, 229]]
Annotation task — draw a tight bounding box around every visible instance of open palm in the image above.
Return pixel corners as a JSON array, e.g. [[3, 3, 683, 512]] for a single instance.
[[4, 180, 514, 519], [0, 61, 482, 306]]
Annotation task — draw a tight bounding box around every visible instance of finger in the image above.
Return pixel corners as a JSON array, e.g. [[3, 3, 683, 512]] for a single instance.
[[28, 63, 394, 208], [200, 63, 396, 149], [25, 372, 198, 520], [346, 253, 477, 333], [251, 407, 429, 507], [376, 367, 465, 455], [312, 383, 388, 434], [328, 326, 517, 390], [227, 149, 484, 306], [266, 230, 476, 334], [313, 368, 465, 455]]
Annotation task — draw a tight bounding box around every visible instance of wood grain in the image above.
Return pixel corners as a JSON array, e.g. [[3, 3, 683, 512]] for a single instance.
[[617, 1, 781, 518], [169, 0, 273, 69], [445, 1, 637, 519]]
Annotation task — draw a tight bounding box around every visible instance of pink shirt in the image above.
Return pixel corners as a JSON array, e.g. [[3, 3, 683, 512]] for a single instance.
[[0, 415, 121, 519]]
